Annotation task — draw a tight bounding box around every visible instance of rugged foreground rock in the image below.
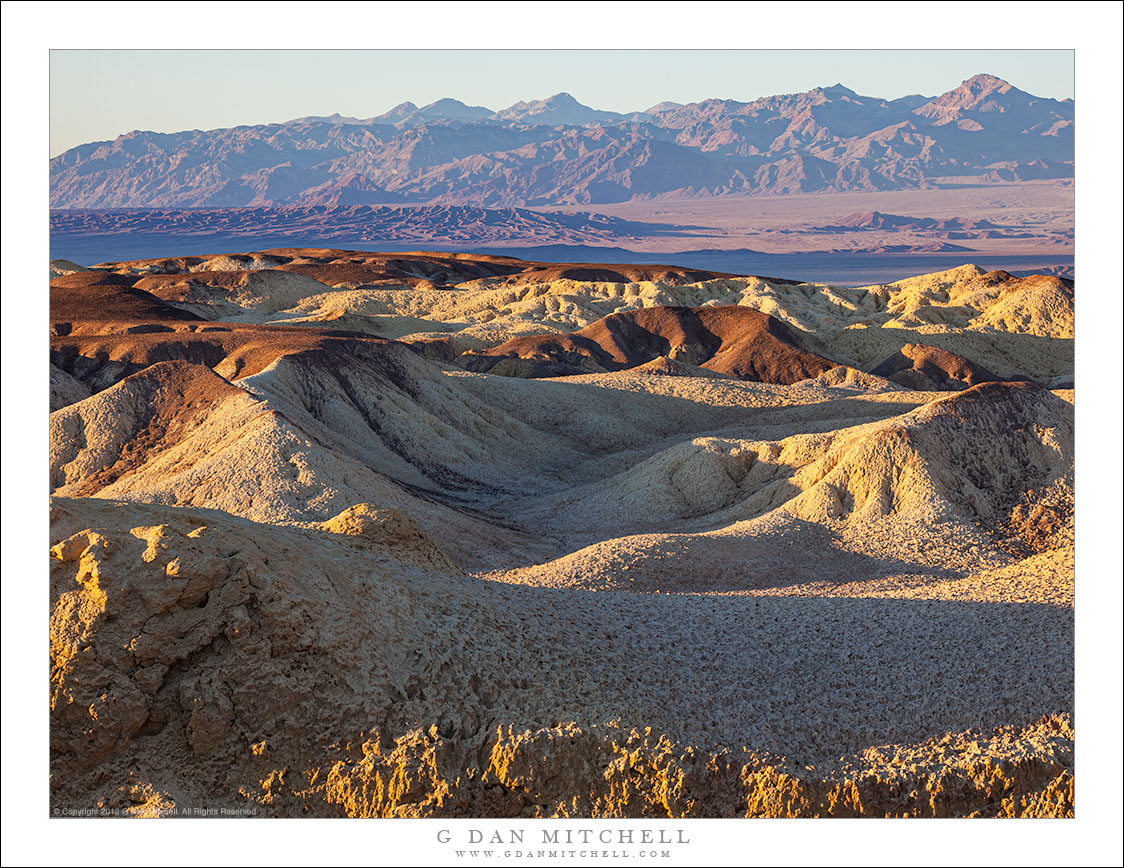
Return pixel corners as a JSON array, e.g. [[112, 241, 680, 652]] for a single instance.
[[51, 496, 1072, 818]]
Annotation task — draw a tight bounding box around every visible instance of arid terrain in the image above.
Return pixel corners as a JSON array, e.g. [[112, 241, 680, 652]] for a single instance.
[[49, 248, 1074, 818], [47, 183, 1074, 283]]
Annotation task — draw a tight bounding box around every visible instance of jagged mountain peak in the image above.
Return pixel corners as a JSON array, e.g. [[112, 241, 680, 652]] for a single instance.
[[962, 72, 1013, 92]]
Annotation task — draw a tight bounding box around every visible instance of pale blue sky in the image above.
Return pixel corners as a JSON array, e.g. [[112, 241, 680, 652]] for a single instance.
[[49, 49, 1074, 157]]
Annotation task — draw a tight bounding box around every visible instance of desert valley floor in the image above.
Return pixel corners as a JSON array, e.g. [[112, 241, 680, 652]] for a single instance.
[[48, 249, 1074, 817]]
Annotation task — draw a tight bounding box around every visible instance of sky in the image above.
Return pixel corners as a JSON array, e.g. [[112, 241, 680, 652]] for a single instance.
[[49, 48, 1074, 157]]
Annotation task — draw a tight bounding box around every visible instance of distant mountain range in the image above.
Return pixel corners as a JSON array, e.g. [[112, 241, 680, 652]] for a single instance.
[[49, 74, 1073, 209]]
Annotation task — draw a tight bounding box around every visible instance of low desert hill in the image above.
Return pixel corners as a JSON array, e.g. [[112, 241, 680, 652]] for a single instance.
[[49, 205, 681, 248]]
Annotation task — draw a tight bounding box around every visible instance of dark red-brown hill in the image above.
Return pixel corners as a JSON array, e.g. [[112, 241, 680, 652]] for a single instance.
[[461, 305, 838, 384]]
